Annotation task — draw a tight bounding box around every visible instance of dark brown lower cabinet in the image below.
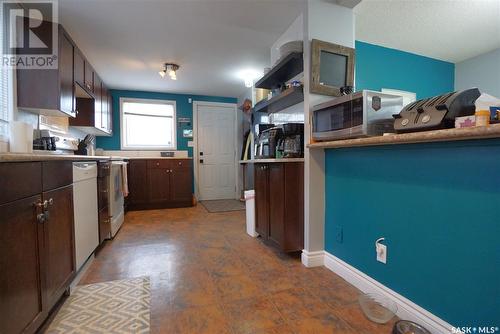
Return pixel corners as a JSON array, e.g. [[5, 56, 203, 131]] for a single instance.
[[254, 162, 304, 252], [0, 195, 45, 334], [128, 159, 193, 210], [0, 162, 76, 334], [42, 185, 76, 310], [97, 161, 111, 243]]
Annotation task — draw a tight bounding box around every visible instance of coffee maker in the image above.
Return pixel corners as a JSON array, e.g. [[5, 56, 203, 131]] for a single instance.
[[279, 123, 304, 158], [256, 127, 283, 159]]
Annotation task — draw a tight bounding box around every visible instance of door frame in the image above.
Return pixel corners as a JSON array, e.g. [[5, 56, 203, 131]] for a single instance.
[[192, 101, 239, 201]]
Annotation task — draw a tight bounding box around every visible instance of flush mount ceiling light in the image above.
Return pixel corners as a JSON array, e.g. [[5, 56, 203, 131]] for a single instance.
[[159, 63, 179, 80], [237, 69, 262, 88]]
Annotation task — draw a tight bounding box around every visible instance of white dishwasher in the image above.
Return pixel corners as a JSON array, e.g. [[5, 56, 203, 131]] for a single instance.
[[73, 162, 99, 271]]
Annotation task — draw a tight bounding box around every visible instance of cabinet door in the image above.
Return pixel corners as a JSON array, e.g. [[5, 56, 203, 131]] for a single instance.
[[94, 75, 102, 129], [128, 160, 149, 205], [107, 91, 113, 134], [98, 206, 110, 244], [283, 163, 304, 252], [74, 48, 85, 90], [170, 161, 192, 203], [59, 33, 75, 117], [254, 164, 269, 238], [268, 163, 285, 247], [84, 61, 94, 93], [101, 85, 109, 133], [42, 185, 75, 310], [0, 195, 45, 334], [149, 168, 171, 202]]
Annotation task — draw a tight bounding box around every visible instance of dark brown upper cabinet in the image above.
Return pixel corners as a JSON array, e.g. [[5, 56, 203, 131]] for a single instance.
[[84, 61, 94, 94], [74, 47, 85, 91], [69, 76, 112, 136], [17, 25, 76, 118], [94, 75, 103, 130]]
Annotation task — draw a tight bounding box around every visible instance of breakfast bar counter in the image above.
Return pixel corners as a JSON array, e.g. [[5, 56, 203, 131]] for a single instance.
[[239, 158, 305, 164], [308, 123, 500, 149]]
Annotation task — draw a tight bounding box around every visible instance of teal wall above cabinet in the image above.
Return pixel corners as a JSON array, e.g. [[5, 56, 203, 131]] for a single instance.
[[96, 90, 236, 156], [355, 41, 455, 99]]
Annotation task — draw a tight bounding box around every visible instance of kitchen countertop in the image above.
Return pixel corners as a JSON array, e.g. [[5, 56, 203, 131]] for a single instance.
[[0, 153, 193, 162], [239, 158, 305, 164], [307, 123, 500, 149], [124, 157, 193, 160]]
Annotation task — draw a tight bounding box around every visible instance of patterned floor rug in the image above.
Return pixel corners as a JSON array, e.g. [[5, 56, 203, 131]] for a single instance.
[[200, 199, 246, 213], [46, 277, 150, 334]]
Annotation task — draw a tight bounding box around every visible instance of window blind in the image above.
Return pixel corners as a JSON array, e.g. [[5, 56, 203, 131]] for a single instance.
[[0, 3, 11, 141]]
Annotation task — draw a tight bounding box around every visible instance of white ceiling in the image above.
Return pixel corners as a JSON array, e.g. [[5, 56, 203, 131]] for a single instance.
[[354, 0, 500, 63], [59, 0, 500, 98], [58, 0, 303, 98]]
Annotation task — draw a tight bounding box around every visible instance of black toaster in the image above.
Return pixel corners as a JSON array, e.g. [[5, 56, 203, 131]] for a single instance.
[[393, 88, 480, 133]]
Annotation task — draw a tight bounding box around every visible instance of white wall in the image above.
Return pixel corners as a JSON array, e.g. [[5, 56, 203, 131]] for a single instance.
[[303, 0, 355, 260], [455, 48, 500, 97]]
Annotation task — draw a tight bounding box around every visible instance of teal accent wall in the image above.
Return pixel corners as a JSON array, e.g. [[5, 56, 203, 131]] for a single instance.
[[355, 41, 455, 99], [324, 140, 500, 325], [325, 43, 498, 326], [96, 90, 237, 156]]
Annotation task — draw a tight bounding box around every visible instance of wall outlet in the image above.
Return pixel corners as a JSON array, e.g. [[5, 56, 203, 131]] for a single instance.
[[335, 226, 343, 243], [376, 243, 387, 264]]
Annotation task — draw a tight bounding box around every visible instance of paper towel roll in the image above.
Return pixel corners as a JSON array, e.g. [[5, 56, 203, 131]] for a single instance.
[[9, 121, 33, 153]]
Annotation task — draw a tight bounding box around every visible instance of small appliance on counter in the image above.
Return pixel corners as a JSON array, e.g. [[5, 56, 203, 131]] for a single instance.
[[279, 123, 304, 158], [256, 126, 283, 159], [75, 135, 96, 155], [312, 90, 404, 141], [393, 88, 481, 133], [33, 130, 79, 153]]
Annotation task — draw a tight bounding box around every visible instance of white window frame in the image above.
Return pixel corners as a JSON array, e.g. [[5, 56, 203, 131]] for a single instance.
[[119, 97, 177, 151]]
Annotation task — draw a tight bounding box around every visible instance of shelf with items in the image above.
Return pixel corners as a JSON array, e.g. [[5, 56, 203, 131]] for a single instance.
[[307, 124, 500, 149], [255, 52, 303, 90], [254, 86, 304, 114]]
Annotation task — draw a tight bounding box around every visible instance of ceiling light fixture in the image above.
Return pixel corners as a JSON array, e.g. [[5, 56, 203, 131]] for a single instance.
[[237, 69, 262, 88], [159, 63, 180, 80]]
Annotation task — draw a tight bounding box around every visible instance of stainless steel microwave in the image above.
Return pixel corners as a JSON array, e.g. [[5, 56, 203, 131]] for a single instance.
[[312, 90, 404, 141]]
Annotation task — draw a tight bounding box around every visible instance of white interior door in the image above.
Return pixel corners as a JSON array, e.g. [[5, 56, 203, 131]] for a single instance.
[[196, 103, 236, 200]]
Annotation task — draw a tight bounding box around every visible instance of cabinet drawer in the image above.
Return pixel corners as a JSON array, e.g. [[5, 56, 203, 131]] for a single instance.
[[97, 176, 109, 210], [147, 160, 171, 169], [98, 161, 111, 178], [42, 161, 73, 191], [171, 159, 191, 171], [0, 162, 42, 205]]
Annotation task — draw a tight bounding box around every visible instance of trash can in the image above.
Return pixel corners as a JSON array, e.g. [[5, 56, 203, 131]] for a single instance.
[[244, 190, 258, 237]]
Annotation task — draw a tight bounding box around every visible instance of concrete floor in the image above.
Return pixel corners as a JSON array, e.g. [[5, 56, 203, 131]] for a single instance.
[[80, 205, 397, 333]]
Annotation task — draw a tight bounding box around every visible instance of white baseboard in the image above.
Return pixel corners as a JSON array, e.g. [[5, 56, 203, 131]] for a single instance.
[[323, 251, 454, 334], [301, 250, 325, 267]]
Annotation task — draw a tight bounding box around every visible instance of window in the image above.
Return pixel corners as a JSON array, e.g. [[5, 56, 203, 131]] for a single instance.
[[120, 98, 176, 150], [0, 3, 12, 145]]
